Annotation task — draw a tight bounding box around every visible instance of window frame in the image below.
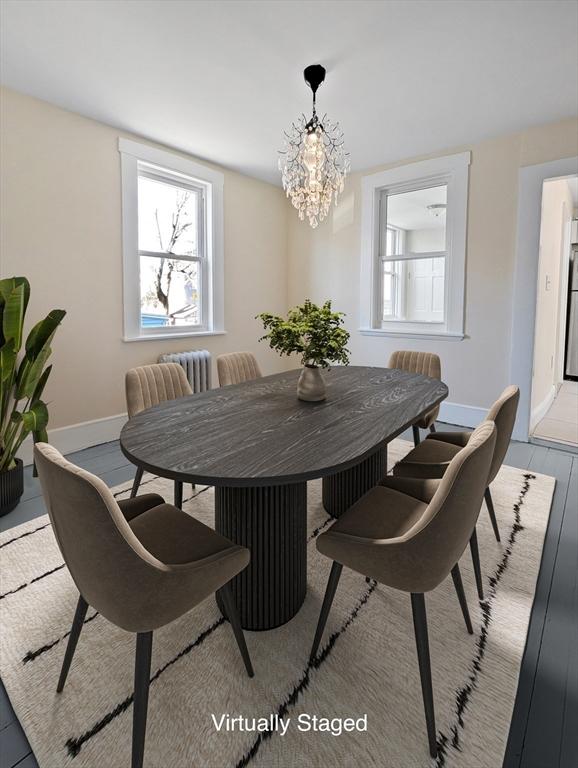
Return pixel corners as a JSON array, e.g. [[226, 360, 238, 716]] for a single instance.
[[119, 138, 225, 342], [360, 152, 470, 340]]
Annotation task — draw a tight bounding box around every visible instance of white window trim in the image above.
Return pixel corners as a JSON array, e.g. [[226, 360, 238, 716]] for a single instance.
[[359, 151, 470, 339], [119, 138, 225, 342]]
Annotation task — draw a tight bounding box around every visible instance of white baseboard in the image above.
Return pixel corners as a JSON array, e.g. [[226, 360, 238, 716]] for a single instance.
[[17, 413, 127, 466], [438, 401, 488, 429], [530, 385, 556, 432]]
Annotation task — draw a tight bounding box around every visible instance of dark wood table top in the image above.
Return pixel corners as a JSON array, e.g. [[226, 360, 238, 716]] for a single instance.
[[119, 366, 448, 487]]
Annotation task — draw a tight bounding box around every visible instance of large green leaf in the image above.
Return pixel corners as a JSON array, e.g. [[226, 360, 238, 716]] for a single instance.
[[16, 342, 52, 399], [31, 364, 52, 404], [1, 283, 28, 353], [11, 400, 49, 433], [25, 309, 66, 359], [0, 277, 30, 348], [0, 338, 16, 384]]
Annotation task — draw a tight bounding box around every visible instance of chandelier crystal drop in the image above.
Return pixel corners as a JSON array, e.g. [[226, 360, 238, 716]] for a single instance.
[[278, 64, 350, 228]]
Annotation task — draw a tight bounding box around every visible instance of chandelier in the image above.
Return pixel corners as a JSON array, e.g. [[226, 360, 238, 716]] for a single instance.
[[278, 64, 350, 228]]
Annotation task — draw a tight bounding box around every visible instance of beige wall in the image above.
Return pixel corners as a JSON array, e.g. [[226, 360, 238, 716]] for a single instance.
[[287, 118, 578, 414], [0, 87, 289, 430], [531, 178, 574, 417]]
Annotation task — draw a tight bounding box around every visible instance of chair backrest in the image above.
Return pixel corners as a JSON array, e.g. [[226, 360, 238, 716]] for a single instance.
[[217, 352, 262, 387], [486, 385, 520, 484], [125, 363, 193, 419], [34, 443, 167, 631], [388, 350, 441, 379], [388, 350, 442, 427], [389, 421, 496, 592]]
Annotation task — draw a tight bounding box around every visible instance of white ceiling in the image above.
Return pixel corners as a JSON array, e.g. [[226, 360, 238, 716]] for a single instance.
[[1, 0, 577, 186]]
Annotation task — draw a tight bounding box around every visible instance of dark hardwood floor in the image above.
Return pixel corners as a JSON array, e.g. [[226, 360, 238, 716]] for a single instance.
[[0, 426, 576, 768]]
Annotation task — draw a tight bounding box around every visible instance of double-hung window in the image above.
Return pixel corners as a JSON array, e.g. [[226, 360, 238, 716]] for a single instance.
[[119, 139, 224, 341], [360, 152, 470, 339]]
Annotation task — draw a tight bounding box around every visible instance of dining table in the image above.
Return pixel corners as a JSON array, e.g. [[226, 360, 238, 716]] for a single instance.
[[120, 365, 448, 631]]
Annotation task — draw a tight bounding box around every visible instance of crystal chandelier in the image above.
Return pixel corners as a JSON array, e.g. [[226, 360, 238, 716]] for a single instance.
[[278, 65, 350, 228]]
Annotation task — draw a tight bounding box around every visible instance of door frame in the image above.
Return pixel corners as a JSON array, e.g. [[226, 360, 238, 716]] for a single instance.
[[509, 156, 578, 441]]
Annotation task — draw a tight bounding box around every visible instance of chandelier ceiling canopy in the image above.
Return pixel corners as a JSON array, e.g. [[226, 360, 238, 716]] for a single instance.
[[278, 64, 350, 228]]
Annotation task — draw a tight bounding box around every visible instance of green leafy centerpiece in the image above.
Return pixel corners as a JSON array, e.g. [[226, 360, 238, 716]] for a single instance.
[[0, 277, 66, 515], [257, 299, 350, 402]]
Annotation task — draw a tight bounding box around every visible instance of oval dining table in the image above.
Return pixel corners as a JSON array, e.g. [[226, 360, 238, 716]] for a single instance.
[[120, 365, 448, 631]]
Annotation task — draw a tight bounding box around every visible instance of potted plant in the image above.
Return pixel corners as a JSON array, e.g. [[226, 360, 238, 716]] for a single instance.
[[0, 277, 65, 516], [258, 299, 350, 402]]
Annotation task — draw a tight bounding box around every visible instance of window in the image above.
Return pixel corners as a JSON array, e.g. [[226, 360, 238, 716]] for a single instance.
[[360, 152, 470, 339], [119, 139, 224, 341]]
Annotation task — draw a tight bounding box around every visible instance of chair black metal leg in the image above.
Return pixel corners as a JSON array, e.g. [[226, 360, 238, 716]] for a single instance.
[[57, 594, 89, 693], [219, 584, 254, 678], [174, 481, 183, 509], [411, 593, 437, 759], [485, 487, 500, 542], [309, 561, 343, 664], [132, 631, 153, 768], [412, 425, 421, 446], [469, 527, 484, 600], [451, 564, 473, 634], [130, 466, 144, 499], [429, 423, 436, 433]]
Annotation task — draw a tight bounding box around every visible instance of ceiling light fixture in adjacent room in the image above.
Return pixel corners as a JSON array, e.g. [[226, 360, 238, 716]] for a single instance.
[[427, 203, 447, 218], [278, 65, 350, 228]]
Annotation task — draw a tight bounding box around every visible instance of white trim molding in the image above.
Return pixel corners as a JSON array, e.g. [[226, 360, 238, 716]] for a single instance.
[[359, 328, 464, 341], [360, 151, 470, 338], [119, 138, 225, 342], [509, 155, 578, 442], [17, 413, 128, 466], [530, 384, 557, 432]]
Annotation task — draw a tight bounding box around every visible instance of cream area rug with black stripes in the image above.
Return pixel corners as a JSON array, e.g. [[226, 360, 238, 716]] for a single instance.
[[0, 440, 555, 768]]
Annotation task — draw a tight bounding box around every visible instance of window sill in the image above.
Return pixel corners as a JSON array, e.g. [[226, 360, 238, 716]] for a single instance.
[[123, 330, 227, 343], [358, 328, 465, 341]]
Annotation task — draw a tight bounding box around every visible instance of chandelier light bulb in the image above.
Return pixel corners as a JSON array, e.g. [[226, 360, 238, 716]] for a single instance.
[[278, 65, 350, 228]]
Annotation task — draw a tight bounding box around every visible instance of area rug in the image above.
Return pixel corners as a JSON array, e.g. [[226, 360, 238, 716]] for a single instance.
[[0, 440, 555, 768]]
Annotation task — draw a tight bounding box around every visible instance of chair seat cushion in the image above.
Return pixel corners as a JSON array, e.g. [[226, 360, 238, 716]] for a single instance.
[[129, 503, 236, 565], [393, 437, 461, 478], [320, 486, 428, 544]]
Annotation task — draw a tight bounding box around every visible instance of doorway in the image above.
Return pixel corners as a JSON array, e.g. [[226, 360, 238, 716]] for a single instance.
[[530, 175, 578, 448]]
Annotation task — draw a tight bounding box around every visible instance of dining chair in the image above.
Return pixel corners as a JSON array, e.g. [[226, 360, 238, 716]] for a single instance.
[[34, 442, 253, 768], [392, 385, 520, 599], [125, 363, 193, 506], [388, 351, 442, 446], [309, 421, 496, 759], [217, 352, 262, 387]]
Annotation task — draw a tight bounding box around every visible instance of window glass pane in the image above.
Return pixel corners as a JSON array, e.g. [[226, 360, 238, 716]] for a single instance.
[[382, 256, 445, 323], [138, 174, 200, 257], [382, 184, 447, 256], [140, 256, 200, 327]]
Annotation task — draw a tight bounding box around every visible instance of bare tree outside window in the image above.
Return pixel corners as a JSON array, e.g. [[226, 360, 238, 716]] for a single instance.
[[138, 174, 203, 328]]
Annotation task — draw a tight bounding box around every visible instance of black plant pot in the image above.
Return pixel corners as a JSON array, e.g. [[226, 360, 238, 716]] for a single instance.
[[0, 459, 24, 517]]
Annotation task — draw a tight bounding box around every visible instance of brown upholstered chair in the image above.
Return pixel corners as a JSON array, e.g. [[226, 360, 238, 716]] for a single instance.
[[34, 442, 253, 768], [393, 386, 520, 599], [309, 421, 496, 759], [125, 363, 193, 505], [217, 352, 262, 387], [388, 351, 442, 446]]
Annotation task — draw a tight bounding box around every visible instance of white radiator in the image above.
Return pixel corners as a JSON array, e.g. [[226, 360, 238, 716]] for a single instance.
[[158, 349, 212, 393]]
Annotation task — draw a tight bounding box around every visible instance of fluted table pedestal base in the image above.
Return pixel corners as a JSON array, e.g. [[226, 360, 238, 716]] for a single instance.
[[322, 445, 388, 518], [215, 483, 307, 630]]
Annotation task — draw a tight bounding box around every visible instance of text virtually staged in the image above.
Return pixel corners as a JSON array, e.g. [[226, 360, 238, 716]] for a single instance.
[[210, 713, 369, 737]]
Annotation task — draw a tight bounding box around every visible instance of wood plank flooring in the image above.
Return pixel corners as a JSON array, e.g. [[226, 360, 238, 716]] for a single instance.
[[0, 426, 576, 768]]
